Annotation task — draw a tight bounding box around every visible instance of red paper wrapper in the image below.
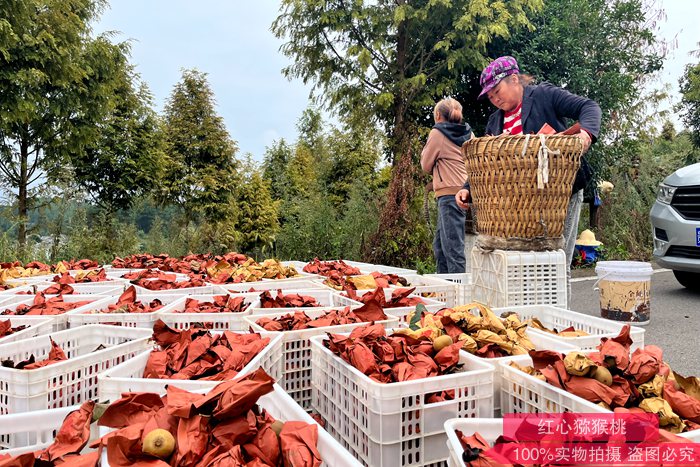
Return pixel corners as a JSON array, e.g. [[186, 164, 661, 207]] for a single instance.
[[143, 320, 270, 381], [259, 290, 320, 308], [302, 258, 361, 276], [1, 293, 91, 316]]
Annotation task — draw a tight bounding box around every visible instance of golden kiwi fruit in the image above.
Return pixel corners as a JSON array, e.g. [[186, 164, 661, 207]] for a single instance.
[[591, 366, 613, 386], [432, 335, 454, 352], [142, 429, 176, 459]]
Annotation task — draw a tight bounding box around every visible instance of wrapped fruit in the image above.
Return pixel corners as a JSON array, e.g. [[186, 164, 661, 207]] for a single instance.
[[0, 319, 29, 338], [90, 286, 164, 314], [343, 287, 424, 308], [1, 338, 66, 369], [1, 293, 91, 316], [521, 316, 590, 337], [175, 295, 251, 314], [399, 304, 536, 358], [52, 268, 111, 284], [510, 325, 700, 436], [324, 323, 463, 389], [255, 302, 387, 331], [0, 370, 325, 467], [303, 258, 360, 277], [563, 351, 598, 377], [259, 290, 320, 308], [142, 320, 271, 381]]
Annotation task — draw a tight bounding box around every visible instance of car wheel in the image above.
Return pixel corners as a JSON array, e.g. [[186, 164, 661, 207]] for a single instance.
[[673, 270, 700, 291]]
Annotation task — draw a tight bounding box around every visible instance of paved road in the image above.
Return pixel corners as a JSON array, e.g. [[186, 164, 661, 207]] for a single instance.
[[570, 269, 700, 376]]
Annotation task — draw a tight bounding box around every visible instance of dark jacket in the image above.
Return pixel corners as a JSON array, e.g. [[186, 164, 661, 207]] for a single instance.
[[485, 82, 602, 193]]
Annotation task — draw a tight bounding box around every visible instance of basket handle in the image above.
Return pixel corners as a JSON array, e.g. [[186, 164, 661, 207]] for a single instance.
[[537, 134, 560, 189]]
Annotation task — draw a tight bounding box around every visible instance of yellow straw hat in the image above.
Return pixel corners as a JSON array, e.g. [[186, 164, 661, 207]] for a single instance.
[[576, 229, 602, 246]]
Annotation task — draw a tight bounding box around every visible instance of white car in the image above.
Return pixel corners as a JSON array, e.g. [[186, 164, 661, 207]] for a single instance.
[[650, 162, 700, 290]]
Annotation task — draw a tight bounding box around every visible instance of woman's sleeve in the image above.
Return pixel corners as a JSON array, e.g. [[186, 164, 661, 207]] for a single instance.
[[545, 83, 602, 142], [420, 129, 441, 173]]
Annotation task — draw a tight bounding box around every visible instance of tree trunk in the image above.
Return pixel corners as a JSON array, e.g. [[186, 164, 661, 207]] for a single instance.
[[17, 137, 29, 258], [390, 8, 408, 167], [364, 11, 421, 266]]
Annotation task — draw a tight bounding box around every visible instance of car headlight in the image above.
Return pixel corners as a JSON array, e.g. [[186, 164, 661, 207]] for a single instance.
[[657, 183, 676, 204]]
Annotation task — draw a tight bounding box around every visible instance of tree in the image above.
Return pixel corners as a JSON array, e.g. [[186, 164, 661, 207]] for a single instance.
[[0, 0, 132, 255], [161, 69, 240, 229], [235, 160, 280, 255], [679, 61, 700, 150], [71, 58, 164, 214], [273, 0, 542, 264], [322, 120, 383, 207], [262, 139, 293, 201], [273, 1, 541, 160]]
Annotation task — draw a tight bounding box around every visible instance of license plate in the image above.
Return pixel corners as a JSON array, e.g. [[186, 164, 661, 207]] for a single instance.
[[697, 227, 700, 246]]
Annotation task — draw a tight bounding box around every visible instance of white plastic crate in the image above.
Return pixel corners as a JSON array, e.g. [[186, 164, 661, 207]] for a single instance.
[[444, 418, 503, 467], [425, 273, 472, 306], [0, 284, 42, 297], [311, 334, 495, 467], [679, 429, 700, 443], [0, 295, 101, 331], [100, 267, 146, 275], [35, 282, 125, 295], [500, 354, 608, 415], [399, 274, 459, 308], [493, 305, 646, 352], [51, 269, 129, 286], [0, 291, 113, 308], [98, 331, 283, 402], [251, 288, 362, 314], [0, 325, 150, 415], [157, 294, 260, 332], [219, 277, 328, 293], [444, 418, 700, 467], [0, 404, 101, 454], [295, 259, 417, 276], [501, 355, 700, 443], [97, 384, 363, 467], [472, 330, 579, 415], [66, 292, 187, 328], [2, 275, 54, 288], [108, 269, 190, 282], [0, 293, 35, 311], [245, 310, 400, 411], [0, 316, 55, 344], [344, 260, 417, 275], [280, 260, 309, 271], [267, 262, 318, 278], [131, 283, 227, 295], [471, 248, 567, 308]]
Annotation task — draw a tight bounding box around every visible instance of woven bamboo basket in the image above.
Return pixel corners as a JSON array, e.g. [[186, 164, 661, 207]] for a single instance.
[[463, 134, 583, 251]]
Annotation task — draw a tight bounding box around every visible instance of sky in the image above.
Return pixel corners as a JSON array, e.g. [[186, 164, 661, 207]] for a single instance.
[[94, 1, 700, 160], [94, 2, 312, 161]]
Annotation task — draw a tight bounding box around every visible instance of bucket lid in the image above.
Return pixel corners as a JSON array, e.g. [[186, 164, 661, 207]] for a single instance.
[[595, 261, 653, 275]]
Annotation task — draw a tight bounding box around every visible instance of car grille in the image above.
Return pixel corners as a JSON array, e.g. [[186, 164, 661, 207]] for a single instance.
[[666, 246, 700, 260], [671, 185, 700, 220]]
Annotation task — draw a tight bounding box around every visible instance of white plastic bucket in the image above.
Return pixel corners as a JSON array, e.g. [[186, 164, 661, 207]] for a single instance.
[[595, 261, 652, 325]]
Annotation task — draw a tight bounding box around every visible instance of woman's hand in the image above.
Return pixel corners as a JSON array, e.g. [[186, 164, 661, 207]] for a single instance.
[[578, 130, 592, 152], [455, 189, 470, 209]]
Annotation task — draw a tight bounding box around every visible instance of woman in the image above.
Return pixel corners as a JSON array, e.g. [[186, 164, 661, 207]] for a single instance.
[[421, 97, 473, 273], [455, 56, 602, 297]]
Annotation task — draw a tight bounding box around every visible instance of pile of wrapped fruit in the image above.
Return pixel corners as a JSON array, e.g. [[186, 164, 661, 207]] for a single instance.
[[0, 369, 323, 466], [510, 325, 700, 435]]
